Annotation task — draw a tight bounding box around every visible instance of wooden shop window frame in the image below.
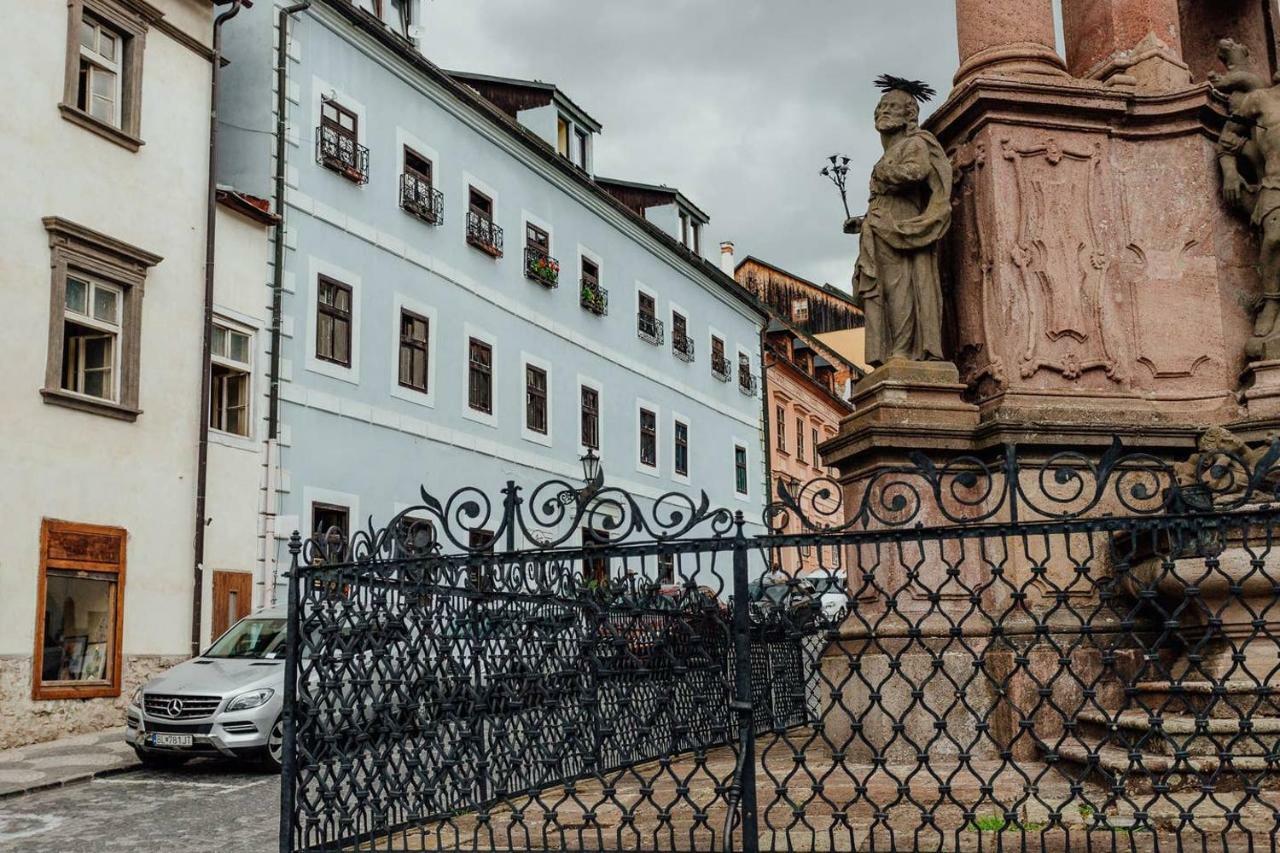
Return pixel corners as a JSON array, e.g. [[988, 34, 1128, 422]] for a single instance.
[[32, 519, 127, 701]]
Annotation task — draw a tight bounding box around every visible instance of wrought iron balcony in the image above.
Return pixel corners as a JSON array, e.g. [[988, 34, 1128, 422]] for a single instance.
[[738, 367, 759, 396], [466, 210, 504, 258], [580, 278, 608, 316], [637, 313, 664, 345], [672, 331, 695, 362], [399, 173, 443, 225], [524, 246, 560, 288], [316, 125, 369, 184], [711, 354, 731, 382]]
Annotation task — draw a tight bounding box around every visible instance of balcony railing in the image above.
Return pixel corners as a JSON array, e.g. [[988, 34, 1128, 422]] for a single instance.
[[580, 278, 608, 316], [637, 313, 664, 345], [400, 173, 443, 225], [317, 125, 369, 184], [711, 354, 731, 382], [466, 210, 504, 258], [738, 367, 759, 396], [524, 246, 560, 288], [672, 331, 695, 362]]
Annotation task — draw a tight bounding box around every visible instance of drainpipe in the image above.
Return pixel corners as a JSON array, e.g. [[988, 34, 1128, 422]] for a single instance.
[[192, 0, 246, 657], [265, 1, 312, 608]]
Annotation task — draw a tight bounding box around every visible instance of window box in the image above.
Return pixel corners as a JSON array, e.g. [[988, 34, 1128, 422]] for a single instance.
[[581, 278, 608, 316], [672, 332, 695, 362], [524, 246, 560, 288], [466, 210, 504, 258], [317, 99, 369, 184], [738, 367, 758, 396], [637, 312, 664, 345], [399, 173, 442, 225]]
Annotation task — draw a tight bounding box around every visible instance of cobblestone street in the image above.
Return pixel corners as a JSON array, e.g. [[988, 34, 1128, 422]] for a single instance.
[[0, 761, 278, 852]]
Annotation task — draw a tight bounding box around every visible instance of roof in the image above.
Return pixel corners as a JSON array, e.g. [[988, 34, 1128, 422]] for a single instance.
[[316, 0, 764, 320], [445, 69, 603, 133], [736, 255, 860, 308], [762, 305, 863, 378], [594, 176, 710, 224]]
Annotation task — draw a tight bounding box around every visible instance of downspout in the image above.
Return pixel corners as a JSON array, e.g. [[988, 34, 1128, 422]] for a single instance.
[[192, 0, 246, 657], [266, 1, 312, 608], [758, 327, 774, 511]]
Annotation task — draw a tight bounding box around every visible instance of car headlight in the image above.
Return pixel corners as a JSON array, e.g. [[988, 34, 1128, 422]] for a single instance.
[[226, 688, 275, 712], [130, 686, 143, 707]]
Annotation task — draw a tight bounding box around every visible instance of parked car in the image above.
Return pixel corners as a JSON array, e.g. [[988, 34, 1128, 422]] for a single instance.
[[126, 609, 286, 769]]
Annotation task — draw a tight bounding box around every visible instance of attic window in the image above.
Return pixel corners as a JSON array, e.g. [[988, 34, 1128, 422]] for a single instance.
[[574, 127, 589, 170], [792, 299, 809, 322], [557, 116, 570, 158]]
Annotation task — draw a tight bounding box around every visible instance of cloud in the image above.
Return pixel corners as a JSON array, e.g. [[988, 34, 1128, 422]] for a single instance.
[[421, 0, 959, 290]]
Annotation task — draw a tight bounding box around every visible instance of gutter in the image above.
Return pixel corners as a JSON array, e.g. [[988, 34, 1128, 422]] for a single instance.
[[193, 0, 248, 656]]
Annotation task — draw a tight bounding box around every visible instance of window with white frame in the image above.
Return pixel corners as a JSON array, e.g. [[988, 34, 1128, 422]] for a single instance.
[[77, 12, 123, 127], [639, 407, 657, 469], [674, 420, 689, 477], [210, 322, 252, 437], [525, 364, 548, 435], [735, 445, 749, 496], [61, 275, 121, 402]]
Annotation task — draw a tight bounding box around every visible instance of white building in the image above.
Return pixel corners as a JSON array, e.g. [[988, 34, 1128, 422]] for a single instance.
[[0, 0, 272, 747]]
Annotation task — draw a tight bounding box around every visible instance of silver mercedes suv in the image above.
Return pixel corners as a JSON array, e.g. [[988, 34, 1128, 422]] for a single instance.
[[125, 608, 286, 769]]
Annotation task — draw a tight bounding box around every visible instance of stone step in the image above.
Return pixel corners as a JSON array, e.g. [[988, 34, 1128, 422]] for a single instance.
[[1052, 737, 1280, 795], [1075, 709, 1280, 757], [1129, 680, 1280, 718]]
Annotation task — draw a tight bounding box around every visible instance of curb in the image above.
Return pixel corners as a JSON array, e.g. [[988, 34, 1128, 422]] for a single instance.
[[0, 760, 143, 801]]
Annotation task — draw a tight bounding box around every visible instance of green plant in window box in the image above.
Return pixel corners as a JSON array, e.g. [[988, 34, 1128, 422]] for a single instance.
[[581, 283, 605, 314], [529, 254, 559, 286]]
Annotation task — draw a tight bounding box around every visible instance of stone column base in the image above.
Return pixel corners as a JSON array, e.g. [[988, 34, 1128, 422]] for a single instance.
[[1244, 359, 1280, 420]]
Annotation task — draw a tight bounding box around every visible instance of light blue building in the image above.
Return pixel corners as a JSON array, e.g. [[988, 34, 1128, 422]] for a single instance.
[[217, 0, 767, 581]]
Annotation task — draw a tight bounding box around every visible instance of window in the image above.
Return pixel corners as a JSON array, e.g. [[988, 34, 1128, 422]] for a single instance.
[[637, 291, 662, 344], [525, 364, 548, 434], [33, 519, 126, 700], [639, 408, 657, 469], [581, 386, 599, 450], [680, 212, 690, 248], [776, 406, 786, 451], [674, 421, 689, 477], [557, 116, 571, 158], [43, 217, 159, 421], [316, 276, 352, 367], [400, 147, 440, 224], [672, 311, 693, 361], [812, 428, 820, 466], [574, 127, 589, 169], [468, 338, 492, 414], [583, 528, 608, 584], [796, 418, 806, 463], [526, 223, 549, 253], [61, 276, 121, 402], [738, 352, 757, 395], [711, 335, 729, 380], [319, 98, 366, 182], [657, 553, 675, 585], [210, 322, 252, 436], [691, 222, 702, 255], [735, 445, 749, 496], [466, 187, 502, 256], [386, 0, 411, 36], [61, 1, 146, 148], [312, 503, 350, 541], [581, 257, 606, 315], [792, 299, 810, 322], [524, 223, 558, 286], [398, 309, 429, 392]]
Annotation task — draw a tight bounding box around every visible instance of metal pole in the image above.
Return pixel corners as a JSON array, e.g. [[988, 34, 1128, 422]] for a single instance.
[[279, 531, 303, 853], [730, 512, 759, 852], [503, 480, 518, 552]]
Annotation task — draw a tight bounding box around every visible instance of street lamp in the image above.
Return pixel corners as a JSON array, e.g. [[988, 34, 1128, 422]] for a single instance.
[[580, 447, 602, 487]]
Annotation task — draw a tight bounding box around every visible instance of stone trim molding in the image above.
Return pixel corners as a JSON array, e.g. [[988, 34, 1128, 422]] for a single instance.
[[60, 0, 155, 151]]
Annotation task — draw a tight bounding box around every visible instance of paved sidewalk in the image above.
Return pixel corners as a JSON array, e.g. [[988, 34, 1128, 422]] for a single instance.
[[0, 728, 138, 798]]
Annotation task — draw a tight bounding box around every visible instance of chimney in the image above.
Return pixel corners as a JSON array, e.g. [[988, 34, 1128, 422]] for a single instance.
[[719, 241, 736, 277]]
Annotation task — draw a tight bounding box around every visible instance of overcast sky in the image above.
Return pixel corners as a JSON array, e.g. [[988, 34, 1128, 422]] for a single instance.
[[422, 0, 968, 292]]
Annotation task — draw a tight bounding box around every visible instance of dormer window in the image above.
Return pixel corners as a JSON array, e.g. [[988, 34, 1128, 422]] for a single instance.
[[792, 299, 810, 322], [557, 116, 571, 158], [574, 127, 589, 170], [679, 212, 700, 253]]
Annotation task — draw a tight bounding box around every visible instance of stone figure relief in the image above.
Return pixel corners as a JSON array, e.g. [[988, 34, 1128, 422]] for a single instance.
[[1214, 38, 1280, 359], [844, 76, 953, 368]]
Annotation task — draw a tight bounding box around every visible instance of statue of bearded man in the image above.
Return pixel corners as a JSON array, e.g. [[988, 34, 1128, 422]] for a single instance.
[[845, 77, 953, 366]]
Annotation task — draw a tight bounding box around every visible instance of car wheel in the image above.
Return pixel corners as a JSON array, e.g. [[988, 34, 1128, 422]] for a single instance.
[[133, 747, 189, 768], [263, 715, 284, 771]]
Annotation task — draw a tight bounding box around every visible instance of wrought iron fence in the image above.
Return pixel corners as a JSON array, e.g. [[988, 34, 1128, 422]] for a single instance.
[[672, 331, 695, 362], [316, 124, 369, 184], [282, 435, 1280, 852], [637, 312, 665, 345], [466, 210, 503, 257], [400, 173, 443, 225]]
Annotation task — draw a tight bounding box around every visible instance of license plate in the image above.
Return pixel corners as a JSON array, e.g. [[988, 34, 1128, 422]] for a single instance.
[[147, 733, 193, 748]]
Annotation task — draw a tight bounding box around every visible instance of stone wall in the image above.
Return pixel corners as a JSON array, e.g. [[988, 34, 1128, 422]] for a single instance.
[[0, 654, 186, 750]]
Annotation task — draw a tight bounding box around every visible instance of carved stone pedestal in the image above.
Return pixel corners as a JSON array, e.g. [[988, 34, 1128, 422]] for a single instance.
[[1244, 359, 1280, 420], [824, 360, 978, 464]]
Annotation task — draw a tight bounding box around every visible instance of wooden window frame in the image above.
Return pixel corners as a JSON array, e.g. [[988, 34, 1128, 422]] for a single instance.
[[311, 502, 350, 540], [525, 364, 548, 434], [210, 319, 253, 437], [404, 146, 432, 188], [776, 406, 787, 452], [42, 217, 160, 422], [32, 519, 127, 700], [397, 308, 430, 393], [581, 385, 599, 450], [316, 275, 353, 367], [526, 223, 550, 252], [674, 420, 689, 477], [639, 407, 657, 469], [574, 127, 589, 169], [60, 0, 151, 151], [468, 338, 493, 414], [796, 417, 806, 463], [812, 428, 820, 467], [735, 445, 749, 496]]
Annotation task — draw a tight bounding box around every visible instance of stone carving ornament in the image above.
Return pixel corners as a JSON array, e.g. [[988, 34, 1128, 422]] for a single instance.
[[1214, 39, 1280, 359], [845, 76, 953, 367]]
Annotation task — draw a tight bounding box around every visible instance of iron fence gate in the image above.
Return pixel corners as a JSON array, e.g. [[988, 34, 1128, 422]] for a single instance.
[[282, 437, 1280, 851]]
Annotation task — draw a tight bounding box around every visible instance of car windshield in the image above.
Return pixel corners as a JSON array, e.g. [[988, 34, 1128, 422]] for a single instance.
[[808, 575, 845, 594], [204, 618, 287, 659]]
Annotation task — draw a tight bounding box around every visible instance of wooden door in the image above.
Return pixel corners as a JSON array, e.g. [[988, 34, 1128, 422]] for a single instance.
[[211, 571, 253, 640]]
